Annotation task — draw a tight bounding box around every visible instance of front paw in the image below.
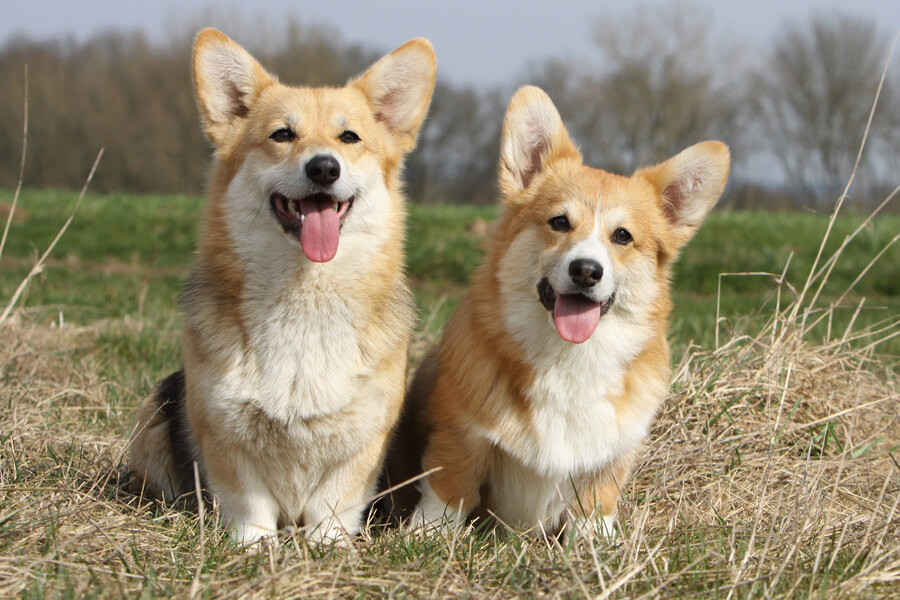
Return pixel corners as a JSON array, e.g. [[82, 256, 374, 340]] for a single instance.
[[408, 482, 465, 535], [230, 520, 278, 547], [305, 520, 353, 548], [570, 514, 618, 541]]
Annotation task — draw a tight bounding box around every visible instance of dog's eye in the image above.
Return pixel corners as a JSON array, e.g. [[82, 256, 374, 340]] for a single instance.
[[612, 227, 633, 245], [339, 130, 361, 144], [269, 128, 296, 143], [548, 215, 571, 232]]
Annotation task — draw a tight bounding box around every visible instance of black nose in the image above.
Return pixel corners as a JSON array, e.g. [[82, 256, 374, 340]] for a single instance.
[[569, 259, 603, 288], [305, 154, 340, 186]]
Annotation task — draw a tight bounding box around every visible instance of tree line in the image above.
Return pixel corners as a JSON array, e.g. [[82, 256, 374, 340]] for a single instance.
[[0, 7, 897, 208]]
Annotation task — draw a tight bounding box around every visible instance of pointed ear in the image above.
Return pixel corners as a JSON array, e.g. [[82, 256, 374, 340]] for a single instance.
[[192, 28, 276, 147], [498, 86, 581, 199], [353, 38, 436, 153], [640, 141, 730, 248]]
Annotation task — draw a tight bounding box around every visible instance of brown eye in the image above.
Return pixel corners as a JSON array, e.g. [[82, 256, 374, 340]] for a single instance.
[[269, 128, 296, 143], [339, 130, 361, 144], [612, 227, 633, 245], [549, 215, 571, 232]]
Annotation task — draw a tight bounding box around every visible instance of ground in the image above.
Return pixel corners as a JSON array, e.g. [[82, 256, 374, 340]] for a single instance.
[[0, 191, 897, 598]]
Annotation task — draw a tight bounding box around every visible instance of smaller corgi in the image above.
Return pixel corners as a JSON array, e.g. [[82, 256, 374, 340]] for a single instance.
[[385, 86, 729, 537]]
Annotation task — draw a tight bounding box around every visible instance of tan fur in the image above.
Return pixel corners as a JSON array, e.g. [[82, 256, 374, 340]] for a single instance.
[[387, 86, 729, 536], [130, 29, 435, 543]]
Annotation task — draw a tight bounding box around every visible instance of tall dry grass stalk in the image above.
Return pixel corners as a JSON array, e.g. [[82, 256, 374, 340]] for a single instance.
[[0, 150, 102, 326], [0, 66, 28, 264], [0, 70, 104, 327]]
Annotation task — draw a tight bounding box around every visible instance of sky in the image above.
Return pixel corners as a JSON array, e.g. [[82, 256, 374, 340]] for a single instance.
[[2, 0, 899, 87]]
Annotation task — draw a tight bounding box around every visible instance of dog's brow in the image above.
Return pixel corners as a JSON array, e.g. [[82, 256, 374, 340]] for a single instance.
[[284, 112, 300, 128], [603, 207, 628, 228]]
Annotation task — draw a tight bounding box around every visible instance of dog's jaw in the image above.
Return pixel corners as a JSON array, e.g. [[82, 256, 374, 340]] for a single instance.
[[537, 277, 615, 343], [269, 192, 354, 262], [537, 277, 615, 315]]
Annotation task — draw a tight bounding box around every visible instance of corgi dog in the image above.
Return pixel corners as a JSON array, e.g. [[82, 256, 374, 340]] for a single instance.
[[386, 86, 729, 537], [129, 29, 436, 544]]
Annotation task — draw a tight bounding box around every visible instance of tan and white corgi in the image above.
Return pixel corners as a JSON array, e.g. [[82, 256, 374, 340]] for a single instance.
[[129, 29, 436, 544], [386, 86, 729, 537]]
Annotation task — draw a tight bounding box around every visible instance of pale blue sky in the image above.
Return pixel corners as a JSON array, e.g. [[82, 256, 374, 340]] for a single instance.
[[3, 0, 898, 86]]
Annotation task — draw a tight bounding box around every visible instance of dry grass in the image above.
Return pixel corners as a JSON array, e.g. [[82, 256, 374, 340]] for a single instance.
[[0, 285, 897, 597]]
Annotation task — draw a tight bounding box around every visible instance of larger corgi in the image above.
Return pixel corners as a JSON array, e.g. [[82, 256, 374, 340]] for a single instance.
[[129, 29, 436, 543], [387, 86, 729, 536]]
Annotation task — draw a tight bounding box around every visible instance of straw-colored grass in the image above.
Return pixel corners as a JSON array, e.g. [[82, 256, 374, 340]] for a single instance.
[[1, 282, 897, 597]]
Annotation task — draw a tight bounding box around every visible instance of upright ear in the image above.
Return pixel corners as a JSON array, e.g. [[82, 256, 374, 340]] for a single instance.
[[192, 28, 276, 147], [353, 38, 436, 153], [498, 86, 581, 200], [639, 141, 730, 248]]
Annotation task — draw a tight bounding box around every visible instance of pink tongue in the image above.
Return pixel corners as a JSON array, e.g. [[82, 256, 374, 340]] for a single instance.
[[553, 294, 602, 343], [299, 198, 340, 263]]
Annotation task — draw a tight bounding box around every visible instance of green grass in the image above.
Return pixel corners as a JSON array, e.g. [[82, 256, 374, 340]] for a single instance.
[[3, 188, 896, 363], [0, 189, 200, 268]]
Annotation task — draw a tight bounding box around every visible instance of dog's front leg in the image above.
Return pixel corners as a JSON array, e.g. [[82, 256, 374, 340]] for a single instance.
[[202, 443, 279, 544], [411, 426, 490, 530], [302, 430, 390, 545], [566, 453, 635, 540]]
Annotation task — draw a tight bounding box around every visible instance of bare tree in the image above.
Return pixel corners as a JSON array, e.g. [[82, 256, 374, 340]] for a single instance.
[[528, 3, 745, 175], [752, 13, 897, 205], [0, 22, 384, 194], [405, 82, 504, 204]]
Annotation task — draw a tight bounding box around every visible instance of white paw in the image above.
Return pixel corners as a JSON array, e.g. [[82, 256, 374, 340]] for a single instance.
[[600, 515, 618, 539], [408, 481, 463, 534], [305, 519, 353, 548], [570, 514, 618, 540], [230, 519, 277, 546]]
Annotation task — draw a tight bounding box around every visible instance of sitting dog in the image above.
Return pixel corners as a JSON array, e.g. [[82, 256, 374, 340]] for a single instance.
[[385, 85, 729, 537], [129, 28, 436, 543]]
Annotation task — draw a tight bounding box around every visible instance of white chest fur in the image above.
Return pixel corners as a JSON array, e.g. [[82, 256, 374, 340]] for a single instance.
[[479, 307, 658, 529], [192, 269, 388, 458], [495, 316, 655, 478], [242, 277, 365, 420]]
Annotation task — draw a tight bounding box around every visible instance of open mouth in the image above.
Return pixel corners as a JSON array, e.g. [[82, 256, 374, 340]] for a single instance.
[[537, 277, 615, 344], [270, 192, 354, 263]]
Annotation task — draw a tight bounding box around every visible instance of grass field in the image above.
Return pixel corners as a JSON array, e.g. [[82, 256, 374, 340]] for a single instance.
[[1, 188, 898, 597], [2, 189, 898, 363]]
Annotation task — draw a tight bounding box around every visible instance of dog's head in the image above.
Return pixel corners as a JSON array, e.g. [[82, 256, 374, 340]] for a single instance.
[[493, 86, 730, 344], [192, 29, 436, 264]]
